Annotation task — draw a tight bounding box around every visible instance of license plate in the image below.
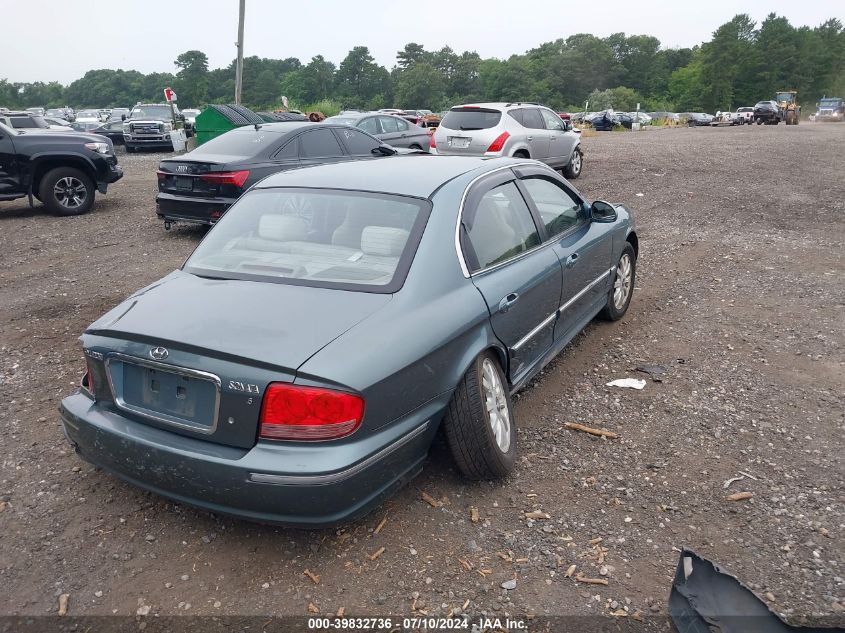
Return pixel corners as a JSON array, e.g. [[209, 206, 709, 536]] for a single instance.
[[174, 176, 193, 191], [448, 136, 471, 149], [119, 363, 217, 429]]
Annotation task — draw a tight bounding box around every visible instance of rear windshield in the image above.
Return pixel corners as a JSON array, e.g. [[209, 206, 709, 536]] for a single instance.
[[10, 116, 48, 129], [441, 108, 502, 131], [183, 188, 430, 292], [190, 128, 284, 158], [325, 117, 357, 125]]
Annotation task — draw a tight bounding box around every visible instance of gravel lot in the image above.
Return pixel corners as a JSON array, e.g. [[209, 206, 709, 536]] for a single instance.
[[1, 124, 843, 626]]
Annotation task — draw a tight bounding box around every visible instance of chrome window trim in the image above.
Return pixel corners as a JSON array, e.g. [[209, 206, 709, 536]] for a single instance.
[[249, 421, 430, 486], [454, 162, 538, 278], [104, 352, 222, 435], [509, 267, 614, 352]]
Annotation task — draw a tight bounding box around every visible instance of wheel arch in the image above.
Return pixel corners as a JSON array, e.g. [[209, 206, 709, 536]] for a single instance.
[[626, 230, 639, 258], [31, 155, 97, 195]]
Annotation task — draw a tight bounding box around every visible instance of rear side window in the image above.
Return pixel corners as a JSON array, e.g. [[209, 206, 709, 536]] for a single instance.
[[191, 128, 282, 157], [508, 109, 524, 125], [441, 108, 502, 131], [273, 138, 298, 160], [521, 109, 545, 130], [379, 116, 400, 133], [300, 129, 344, 158], [463, 181, 540, 271], [10, 117, 44, 129], [358, 117, 379, 135], [336, 128, 381, 156]]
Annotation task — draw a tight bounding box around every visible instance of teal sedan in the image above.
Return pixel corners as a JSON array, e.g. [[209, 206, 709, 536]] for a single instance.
[[60, 155, 638, 526]]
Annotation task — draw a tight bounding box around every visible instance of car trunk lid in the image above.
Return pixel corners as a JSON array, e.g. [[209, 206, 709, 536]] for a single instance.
[[84, 271, 390, 448], [157, 156, 249, 198]]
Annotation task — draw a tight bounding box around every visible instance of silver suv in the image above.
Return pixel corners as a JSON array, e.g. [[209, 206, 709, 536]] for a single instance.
[[432, 103, 583, 178]]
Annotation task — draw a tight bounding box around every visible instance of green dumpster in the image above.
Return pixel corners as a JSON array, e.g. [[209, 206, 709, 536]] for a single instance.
[[194, 104, 266, 146]]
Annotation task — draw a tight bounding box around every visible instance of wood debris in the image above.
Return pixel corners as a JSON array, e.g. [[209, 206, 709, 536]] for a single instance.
[[476, 568, 492, 577], [420, 491, 442, 508], [369, 546, 386, 561], [373, 516, 388, 535], [470, 507, 480, 523], [0, 501, 6, 512], [336, 607, 345, 617], [611, 609, 628, 617], [303, 569, 321, 585], [723, 476, 745, 489], [496, 551, 513, 562], [58, 594, 69, 616], [458, 558, 473, 572], [565, 564, 577, 578], [575, 573, 609, 586], [563, 422, 619, 439], [307, 602, 319, 613], [726, 491, 754, 501], [524, 510, 551, 520], [515, 557, 529, 563], [462, 599, 470, 610], [589, 537, 604, 545]]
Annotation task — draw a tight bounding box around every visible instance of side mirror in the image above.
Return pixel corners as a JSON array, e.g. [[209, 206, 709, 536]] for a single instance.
[[563, 121, 572, 131], [372, 145, 397, 156], [121, 114, 126, 121], [590, 200, 617, 223]]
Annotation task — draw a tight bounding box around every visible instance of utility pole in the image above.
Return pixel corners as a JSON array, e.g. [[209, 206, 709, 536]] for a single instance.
[[234, 0, 245, 105]]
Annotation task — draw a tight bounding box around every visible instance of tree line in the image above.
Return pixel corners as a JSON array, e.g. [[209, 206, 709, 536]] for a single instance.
[[1, 14, 842, 115]]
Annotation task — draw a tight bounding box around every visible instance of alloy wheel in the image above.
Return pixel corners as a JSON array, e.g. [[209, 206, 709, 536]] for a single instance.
[[53, 177, 88, 209], [613, 253, 633, 310], [481, 358, 511, 453]]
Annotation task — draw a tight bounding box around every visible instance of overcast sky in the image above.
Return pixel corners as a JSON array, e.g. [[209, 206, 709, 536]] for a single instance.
[[1, 0, 841, 84]]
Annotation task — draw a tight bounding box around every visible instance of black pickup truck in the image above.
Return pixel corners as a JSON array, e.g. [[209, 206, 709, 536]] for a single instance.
[[0, 121, 123, 215]]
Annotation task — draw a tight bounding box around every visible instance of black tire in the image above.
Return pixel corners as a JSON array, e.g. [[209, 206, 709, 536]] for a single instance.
[[599, 242, 636, 321], [563, 145, 583, 179], [512, 150, 529, 159], [409, 144, 422, 151], [443, 352, 516, 480], [38, 167, 95, 216]]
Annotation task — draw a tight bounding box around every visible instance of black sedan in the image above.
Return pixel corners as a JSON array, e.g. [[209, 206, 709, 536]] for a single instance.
[[156, 122, 397, 229], [91, 120, 127, 144]]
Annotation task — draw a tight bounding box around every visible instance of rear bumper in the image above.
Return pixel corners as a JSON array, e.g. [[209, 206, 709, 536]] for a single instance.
[[60, 391, 438, 527], [156, 192, 236, 225]]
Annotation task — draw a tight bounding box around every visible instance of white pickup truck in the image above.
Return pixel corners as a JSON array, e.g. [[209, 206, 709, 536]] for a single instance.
[[733, 107, 754, 124]]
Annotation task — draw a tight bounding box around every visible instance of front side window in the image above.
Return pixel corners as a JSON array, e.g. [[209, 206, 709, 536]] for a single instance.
[[463, 181, 540, 272], [379, 116, 400, 134], [336, 128, 381, 155], [184, 189, 429, 292], [540, 109, 564, 131], [520, 177, 584, 238]]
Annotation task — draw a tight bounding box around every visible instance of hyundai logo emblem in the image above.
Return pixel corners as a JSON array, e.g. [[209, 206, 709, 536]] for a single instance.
[[150, 346, 169, 360]]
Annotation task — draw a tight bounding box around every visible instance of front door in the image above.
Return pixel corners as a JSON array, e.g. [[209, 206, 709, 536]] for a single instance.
[[461, 176, 562, 382], [515, 168, 613, 339], [539, 108, 573, 168], [0, 130, 19, 195]]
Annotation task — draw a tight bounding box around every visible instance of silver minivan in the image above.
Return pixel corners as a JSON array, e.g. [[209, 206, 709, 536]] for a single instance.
[[433, 103, 583, 178]]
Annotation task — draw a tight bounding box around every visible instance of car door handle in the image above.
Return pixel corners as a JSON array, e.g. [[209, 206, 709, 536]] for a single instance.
[[565, 253, 579, 268], [526, 136, 533, 141], [498, 293, 520, 313], [550, 135, 557, 140]]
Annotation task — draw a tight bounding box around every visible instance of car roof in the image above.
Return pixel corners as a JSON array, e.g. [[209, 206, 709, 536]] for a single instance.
[[450, 102, 548, 111], [227, 120, 315, 134], [255, 156, 524, 199]]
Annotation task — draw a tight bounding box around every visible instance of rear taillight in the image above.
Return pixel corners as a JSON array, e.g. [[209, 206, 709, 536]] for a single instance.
[[486, 131, 510, 153], [199, 170, 250, 188], [81, 358, 96, 398], [259, 383, 364, 441], [156, 170, 167, 180], [429, 131, 437, 149]]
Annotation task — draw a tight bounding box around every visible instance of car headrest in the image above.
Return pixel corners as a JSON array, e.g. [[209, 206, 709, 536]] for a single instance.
[[258, 215, 309, 242], [361, 226, 409, 257]]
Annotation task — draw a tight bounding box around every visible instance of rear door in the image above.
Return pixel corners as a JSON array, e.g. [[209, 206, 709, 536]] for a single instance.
[[461, 172, 562, 382], [0, 128, 19, 194], [515, 166, 613, 340], [520, 108, 550, 162]]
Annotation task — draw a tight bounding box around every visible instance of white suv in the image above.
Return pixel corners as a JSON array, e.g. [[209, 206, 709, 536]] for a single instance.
[[432, 102, 583, 178]]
